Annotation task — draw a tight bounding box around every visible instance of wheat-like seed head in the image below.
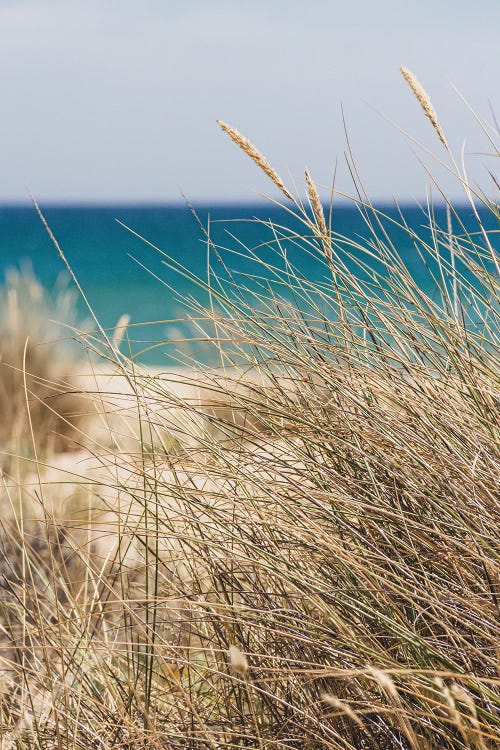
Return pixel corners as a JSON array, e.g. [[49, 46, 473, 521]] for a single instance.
[[217, 120, 294, 201], [436, 678, 471, 746], [304, 169, 332, 262], [371, 668, 423, 750], [401, 67, 448, 149], [305, 169, 328, 235], [370, 668, 399, 699], [112, 313, 131, 351], [321, 693, 365, 729], [228, 644, 249, 676]]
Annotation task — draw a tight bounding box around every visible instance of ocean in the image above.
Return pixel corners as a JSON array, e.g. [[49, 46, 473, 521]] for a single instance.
[[0, 202, 496, 365]]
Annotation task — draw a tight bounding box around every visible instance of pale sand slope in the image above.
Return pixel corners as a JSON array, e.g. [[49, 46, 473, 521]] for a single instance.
[[71, 362, 273, 451], [3, 362, 295, 570]]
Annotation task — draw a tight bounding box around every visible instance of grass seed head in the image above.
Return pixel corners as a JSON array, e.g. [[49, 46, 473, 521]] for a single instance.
[[228, 644, 249, 676], [305, 169, 332, 262], [321, 692, 365, 728], [217, 120, 294, 201], [401, 66, 448, 148]]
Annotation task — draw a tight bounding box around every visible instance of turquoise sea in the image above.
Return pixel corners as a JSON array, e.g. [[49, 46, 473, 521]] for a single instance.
[[0, 203, 496, 364]]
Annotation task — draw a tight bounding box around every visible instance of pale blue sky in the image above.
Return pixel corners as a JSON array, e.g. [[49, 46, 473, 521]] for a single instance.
[[0, 0, 498, 202]]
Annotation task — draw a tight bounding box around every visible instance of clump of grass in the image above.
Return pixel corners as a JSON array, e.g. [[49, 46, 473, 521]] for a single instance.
[[0, 74, 499, 749], [0, 264, 89, 464]]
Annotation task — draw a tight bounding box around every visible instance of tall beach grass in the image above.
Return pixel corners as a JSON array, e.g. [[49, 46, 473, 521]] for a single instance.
[[0, 70, 499, 748]]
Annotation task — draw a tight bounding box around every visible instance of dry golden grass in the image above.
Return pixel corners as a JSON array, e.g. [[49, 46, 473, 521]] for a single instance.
[[0, 76, 499, 748], [0, 266, 89, 463]]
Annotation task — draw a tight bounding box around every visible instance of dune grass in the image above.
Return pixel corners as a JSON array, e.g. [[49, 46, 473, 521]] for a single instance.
[[0, 71, 499, 748], [0, 264, 89, 465]]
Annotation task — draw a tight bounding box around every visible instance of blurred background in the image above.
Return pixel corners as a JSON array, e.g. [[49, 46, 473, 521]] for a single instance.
[[0, 0, 498, 363]]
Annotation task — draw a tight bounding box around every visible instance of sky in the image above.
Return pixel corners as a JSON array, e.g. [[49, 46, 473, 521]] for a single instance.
[[0, 0, 498, 203]]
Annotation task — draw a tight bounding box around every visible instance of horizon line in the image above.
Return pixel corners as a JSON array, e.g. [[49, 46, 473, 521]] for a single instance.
[[0, 198, 479, 209]]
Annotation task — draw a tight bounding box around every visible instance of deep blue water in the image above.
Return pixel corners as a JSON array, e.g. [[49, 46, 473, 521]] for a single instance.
[[0, 203, 497, 364]]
